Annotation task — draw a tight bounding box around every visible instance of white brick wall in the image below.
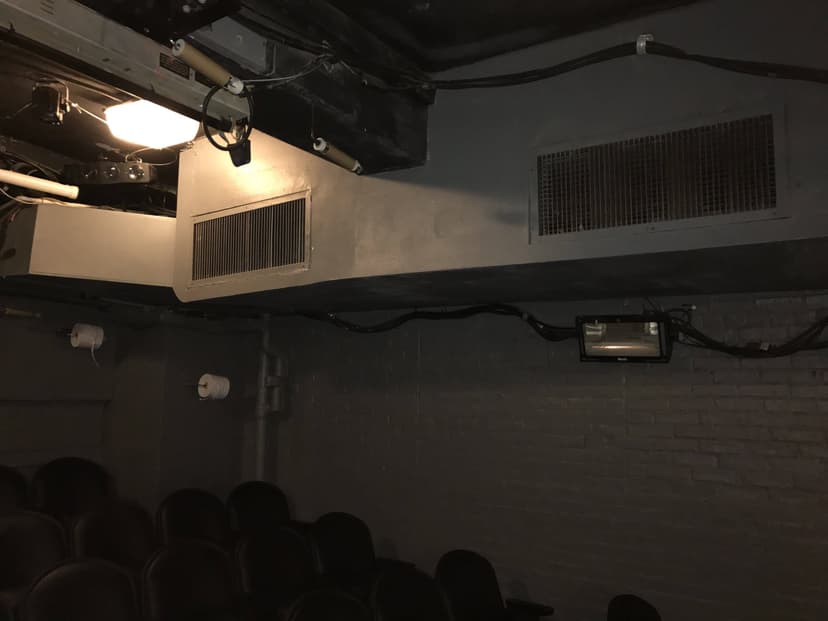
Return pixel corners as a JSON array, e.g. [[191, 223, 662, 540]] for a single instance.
[[272, 293, 828, 621]]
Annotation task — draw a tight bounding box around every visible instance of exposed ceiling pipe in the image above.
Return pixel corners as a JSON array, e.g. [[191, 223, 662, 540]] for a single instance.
[[0, 168, 79, 200], [254, 314, 271, 480]]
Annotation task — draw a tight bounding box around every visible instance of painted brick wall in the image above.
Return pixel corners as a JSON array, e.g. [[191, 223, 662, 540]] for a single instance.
[[272, 292, 828, 621]]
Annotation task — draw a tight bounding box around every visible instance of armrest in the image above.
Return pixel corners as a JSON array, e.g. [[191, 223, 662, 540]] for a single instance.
[[506, 598, 555, 619]]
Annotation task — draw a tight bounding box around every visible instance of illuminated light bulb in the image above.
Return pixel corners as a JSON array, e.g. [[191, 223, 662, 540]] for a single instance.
[[105, 100, 199, 149]]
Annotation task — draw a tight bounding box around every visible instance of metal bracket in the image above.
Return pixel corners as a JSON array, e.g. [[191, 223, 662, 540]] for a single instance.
[[637, 34, 654, 55]]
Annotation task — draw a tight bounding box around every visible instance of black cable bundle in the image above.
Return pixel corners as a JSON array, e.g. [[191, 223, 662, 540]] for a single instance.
[[303, 304, 577, 343], [428, 43, 638, 90], [670, 314, 828, 358], [645, 41, 828, 85]]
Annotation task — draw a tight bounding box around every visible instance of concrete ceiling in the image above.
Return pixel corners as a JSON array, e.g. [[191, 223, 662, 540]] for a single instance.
[[322, 0, 701, 69]]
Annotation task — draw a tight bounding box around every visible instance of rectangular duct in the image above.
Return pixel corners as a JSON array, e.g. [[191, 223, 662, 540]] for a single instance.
[[536, 114, 779, 236], [190, 192, 310, 284], [0, 203, 174, 286]]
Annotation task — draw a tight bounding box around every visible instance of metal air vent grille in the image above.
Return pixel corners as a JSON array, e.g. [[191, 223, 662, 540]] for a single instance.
[[537, 114, 777, 236], [192, 195, 308, 281]]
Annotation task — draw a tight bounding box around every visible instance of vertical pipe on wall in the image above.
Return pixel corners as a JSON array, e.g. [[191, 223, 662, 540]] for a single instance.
[[254, 315, 271, 480]]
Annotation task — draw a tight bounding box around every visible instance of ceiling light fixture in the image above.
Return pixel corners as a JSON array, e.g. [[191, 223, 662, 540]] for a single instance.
[[105, 100, 199, 149]]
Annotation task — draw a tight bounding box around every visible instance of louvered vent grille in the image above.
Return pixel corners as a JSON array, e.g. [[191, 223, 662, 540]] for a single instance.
[[192, 197, 307, 281], [537, 114, 777, 236]]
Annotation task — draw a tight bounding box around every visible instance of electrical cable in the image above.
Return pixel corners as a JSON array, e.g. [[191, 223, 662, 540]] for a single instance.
[[418, 39, 828, 90], [124, 147, 179, 166], [244, 55, 332, 85], [664, 306, 828, 358], [201, 85, 254, 153], [428, 43, 638, 90], [645, 41, 828, 85], [233, 27, 828, 91], [303, 304, 577, 343], [69, 101, 107, 125], [305, 299, 828, 360]]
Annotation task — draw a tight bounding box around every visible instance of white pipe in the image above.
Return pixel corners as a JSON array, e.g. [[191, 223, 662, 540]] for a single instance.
[[253, 315, 271, 480], [0, 168, 79, 200]]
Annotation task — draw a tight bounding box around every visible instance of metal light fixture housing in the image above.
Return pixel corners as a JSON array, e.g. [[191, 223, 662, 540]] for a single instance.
[[577, 315, 672, 363]]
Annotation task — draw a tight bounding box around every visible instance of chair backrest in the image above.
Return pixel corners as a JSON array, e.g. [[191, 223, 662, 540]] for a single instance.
[[0, 512, 66, 591], [142, 540, 238, 621], [285, 589, 370, 621], [607, 594, 661, 621], [311, 512, 376, 577], [18, 560, 139, 621], [0, 466, 27, 514], [72, 501, 156, 574], [226, 481, 290, 535], [156, 488, 228, 546], [236, 525, 317, 603], [372, 566, 454, 621], [31, 457, 112, 522], [435, 550, 505, 621]]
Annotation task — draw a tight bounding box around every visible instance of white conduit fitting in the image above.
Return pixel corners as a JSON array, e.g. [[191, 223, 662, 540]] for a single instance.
[[313, 138, 363, 174], [0, 168, 79, 200]]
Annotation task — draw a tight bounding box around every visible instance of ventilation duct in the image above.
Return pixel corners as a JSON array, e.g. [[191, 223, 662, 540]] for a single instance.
[[187, 191, 310, 291], [534, 114, 780, 237], [0, 203, 174, 286]]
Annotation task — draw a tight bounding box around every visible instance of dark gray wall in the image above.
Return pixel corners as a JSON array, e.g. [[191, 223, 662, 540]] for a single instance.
[[0, 295, 258, 510], [0, 298, 115, 478], [271, 292, 828, 621]]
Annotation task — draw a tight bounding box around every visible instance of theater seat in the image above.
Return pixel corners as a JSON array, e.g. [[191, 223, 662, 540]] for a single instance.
[[227, 481, 290, 536], [0, 512, 66, 619], [72, 501, 156, 575], [143, 540, 240, 621], [0, 466, 27, 514], [156, 489, 228, 546], [436, 550, 554, 621], [31, 458, 113, 523], [607, 594, 661, 621], [284, 589, 370, 621], [236, 525, 318, 619], [310, 512, 377, 601], [17, 560, 139, 621], [372, 566, 454, 621]]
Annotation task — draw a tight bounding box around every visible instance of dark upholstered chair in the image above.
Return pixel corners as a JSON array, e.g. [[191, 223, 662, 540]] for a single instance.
[[31, 457, 113, 523], [372, 565, 454, 621], [0, 512, 66, 619], [17, 560, 139, 621], [435, 550, 554, 621], [227, 481, 290, 536], [607, 594, 661, 621], [236, 525, 318, 619], [156, 489, 229, 546], [284, 589, 370, 621], [72, 500, 156, 575], [310, 512, 377, 600], [143, 540, 240, 621], [0, 466, 27, 514]]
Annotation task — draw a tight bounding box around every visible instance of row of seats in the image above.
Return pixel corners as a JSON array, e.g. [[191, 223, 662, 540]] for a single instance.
[[0, 458, 661, 620], [0, 460, 289, 540]]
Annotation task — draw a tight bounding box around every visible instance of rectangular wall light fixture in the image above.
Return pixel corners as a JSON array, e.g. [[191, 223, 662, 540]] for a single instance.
[[577, 315, 672, 363]]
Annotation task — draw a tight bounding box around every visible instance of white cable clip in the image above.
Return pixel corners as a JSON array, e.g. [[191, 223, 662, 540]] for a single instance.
[[637, 34, 654, 55]]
